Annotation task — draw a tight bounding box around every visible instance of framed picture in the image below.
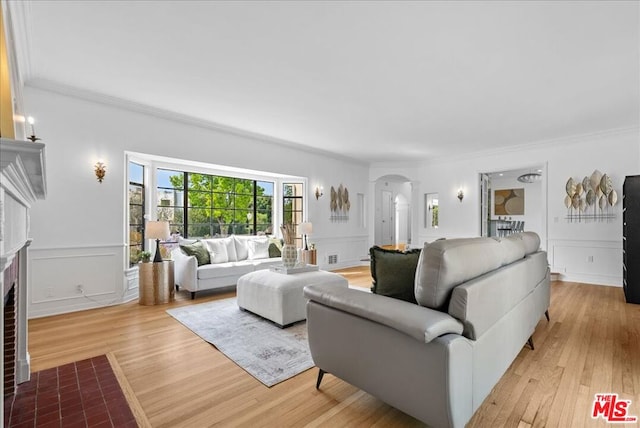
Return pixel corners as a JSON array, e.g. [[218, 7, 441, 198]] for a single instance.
[[494, 188, 524, 215]]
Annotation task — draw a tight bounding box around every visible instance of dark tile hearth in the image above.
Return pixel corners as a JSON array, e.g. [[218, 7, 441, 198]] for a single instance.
[[3, 355, 137, 428]]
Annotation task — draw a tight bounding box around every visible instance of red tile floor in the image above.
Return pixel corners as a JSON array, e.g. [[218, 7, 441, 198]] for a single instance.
[[4, 355, 138, 428]]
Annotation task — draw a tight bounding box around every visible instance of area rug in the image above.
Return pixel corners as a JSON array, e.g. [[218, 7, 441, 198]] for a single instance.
[[166, 298, 314, 387]]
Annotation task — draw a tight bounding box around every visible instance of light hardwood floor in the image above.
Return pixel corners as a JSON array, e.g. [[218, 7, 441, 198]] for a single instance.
[[27, 267, 640, 427]]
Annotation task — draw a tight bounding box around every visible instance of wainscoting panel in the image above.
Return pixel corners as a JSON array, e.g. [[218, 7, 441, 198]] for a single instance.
[[29, 245, 127, 318], [311, 235, 369, 270], [548, 240, 622, 286]]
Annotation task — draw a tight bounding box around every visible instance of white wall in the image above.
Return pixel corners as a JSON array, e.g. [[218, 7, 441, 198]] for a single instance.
[[372, 128, 639, 287], [24, 85, 369, 317]]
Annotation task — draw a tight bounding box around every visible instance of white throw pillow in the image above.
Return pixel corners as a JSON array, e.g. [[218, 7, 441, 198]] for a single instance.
[[224, 236, 238, 262], [233, 235, 249, 261], [247, 238, 270, 260], [205, 239, 229, 264]]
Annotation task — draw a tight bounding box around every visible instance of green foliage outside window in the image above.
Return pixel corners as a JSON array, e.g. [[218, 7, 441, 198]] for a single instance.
[[158, 170, 274, 238]]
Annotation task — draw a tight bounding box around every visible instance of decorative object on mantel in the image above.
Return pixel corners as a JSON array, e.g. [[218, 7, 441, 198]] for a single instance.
[[26, 116, 41, 142], [330, 183, 350, 222], [280, 223, 297, 268], [94, 160, 106, 182], [565, 170, 617, 222]]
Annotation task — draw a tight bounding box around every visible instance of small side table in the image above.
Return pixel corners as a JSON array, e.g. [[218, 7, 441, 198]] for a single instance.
[[139, 260, 175, 305]]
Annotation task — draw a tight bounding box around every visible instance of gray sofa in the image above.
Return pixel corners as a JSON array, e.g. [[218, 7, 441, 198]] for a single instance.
[[304, 232, 550, 428]]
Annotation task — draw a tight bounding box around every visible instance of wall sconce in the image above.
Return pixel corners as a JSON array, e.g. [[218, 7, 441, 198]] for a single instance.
[[94, 160, 106, 183], [315, 186, 324, 200], [26, 116, 41, 142], [457, 189, 464, 202]]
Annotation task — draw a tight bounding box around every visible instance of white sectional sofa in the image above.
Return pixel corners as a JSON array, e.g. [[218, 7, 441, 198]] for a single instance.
[[171, 235, 282, 299]]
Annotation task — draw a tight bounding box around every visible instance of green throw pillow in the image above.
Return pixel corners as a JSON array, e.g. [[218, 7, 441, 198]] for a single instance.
[[268, 237, 283, 258], [180, 241, 210, 266], [370, 246, 421, 303]]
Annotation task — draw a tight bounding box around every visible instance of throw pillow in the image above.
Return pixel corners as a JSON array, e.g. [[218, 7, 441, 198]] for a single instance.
[[369, 246, 422, 304], [179, 241, 210, 266], [268, 237, 283, 258], [223, 236, 238, 262], [247, 238, 270, 260], [233, 235, 250, 261], [204, 239, 229, 264]]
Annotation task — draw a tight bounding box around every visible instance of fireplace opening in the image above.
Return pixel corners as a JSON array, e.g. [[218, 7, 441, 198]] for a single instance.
[[3, 255, 19, 399]]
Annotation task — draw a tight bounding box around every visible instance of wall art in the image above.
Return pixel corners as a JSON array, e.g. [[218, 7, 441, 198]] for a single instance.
[[330, 184, 350, 222], [565, 170, 617, 222], [494, 188, 525, 216]]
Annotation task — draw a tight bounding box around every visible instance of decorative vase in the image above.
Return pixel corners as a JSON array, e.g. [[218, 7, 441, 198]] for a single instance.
[[281, 244, 297, 268]]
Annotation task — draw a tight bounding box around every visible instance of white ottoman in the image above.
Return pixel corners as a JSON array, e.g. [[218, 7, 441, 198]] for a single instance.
[[236, 269, 348, 327]]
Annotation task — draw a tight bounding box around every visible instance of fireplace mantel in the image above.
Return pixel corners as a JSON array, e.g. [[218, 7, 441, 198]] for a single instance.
[[1, 137, 46, 393], [1, 138, 46, 273]]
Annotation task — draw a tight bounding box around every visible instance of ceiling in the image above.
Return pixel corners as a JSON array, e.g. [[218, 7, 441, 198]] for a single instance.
[[10, 1, 640, 163]]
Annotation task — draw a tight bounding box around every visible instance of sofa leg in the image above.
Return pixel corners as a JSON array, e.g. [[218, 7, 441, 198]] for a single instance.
[[527, 336, 535, 350], [191, 291, 196, 300], [545, 310, 550, 322], [316, 369, 325, 389]]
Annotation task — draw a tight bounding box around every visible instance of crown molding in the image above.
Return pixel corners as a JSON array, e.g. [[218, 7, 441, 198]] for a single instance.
[[26, 78, 370, 167], [415, 126, 640, 166]]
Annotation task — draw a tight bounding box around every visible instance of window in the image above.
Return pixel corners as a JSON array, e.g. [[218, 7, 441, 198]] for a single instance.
[[283, 182, 304, 247], [157, 169, 274, 238], [157, 169, 185, 236], [425, 193, 439, 229], [128, 162, 145, 266]]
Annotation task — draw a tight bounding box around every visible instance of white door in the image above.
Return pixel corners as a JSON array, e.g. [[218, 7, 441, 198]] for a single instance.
[[381, 190, 393, 245], [395, 194, 409, 245]]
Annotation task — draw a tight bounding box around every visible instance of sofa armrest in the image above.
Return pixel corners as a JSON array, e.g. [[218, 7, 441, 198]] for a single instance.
[[304, 283, 463, 343], [171, 248, 198, 291]]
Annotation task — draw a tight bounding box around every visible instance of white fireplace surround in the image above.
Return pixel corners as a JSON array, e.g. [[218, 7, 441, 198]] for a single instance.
[[1, 137, 47, 388]]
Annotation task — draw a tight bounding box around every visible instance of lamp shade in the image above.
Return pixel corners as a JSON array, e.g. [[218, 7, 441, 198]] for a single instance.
[[146, 221, 170, 240], [298, 222, 313, 235]]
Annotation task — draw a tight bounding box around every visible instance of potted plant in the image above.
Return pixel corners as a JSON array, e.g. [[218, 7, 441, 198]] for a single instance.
[[139, 251, 152, 263]]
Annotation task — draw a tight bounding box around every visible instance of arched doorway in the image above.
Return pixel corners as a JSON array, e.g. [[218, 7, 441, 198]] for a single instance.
[[374, 175, 411, 247]]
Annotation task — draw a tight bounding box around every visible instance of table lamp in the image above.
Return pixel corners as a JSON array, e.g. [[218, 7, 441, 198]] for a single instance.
[[299, 222, 313, 250], [146, 221, 170, 263]]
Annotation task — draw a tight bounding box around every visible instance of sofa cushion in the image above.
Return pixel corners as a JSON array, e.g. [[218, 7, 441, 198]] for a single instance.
[[204, 239, 229, 263], [495, 234, 526, 265], [247, 237, 270, 260], [370, 246, 421, 303], [197, 262, 254, 280], [519, 231, 541, 255], [414, 238, 504, 310], [179, 241, 210, 266]]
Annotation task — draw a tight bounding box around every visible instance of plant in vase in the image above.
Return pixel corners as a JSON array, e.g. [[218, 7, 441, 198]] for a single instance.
[[280, 223, 298, 268], [139, 251, 152, 263]]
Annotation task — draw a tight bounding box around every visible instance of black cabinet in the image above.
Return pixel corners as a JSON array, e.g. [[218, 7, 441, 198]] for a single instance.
[[623, 175, 640, 303]]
